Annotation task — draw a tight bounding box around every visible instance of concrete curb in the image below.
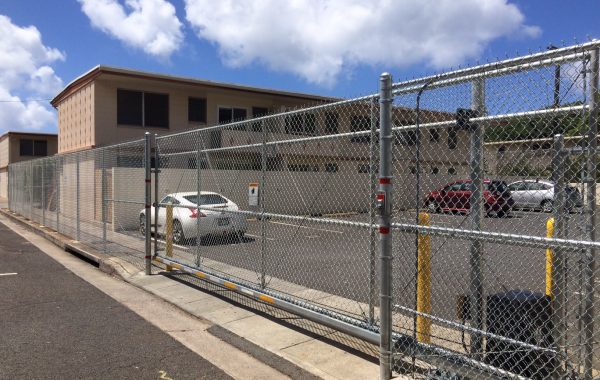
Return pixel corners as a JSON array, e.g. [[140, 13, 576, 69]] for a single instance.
[[0, 208, 379, 380]]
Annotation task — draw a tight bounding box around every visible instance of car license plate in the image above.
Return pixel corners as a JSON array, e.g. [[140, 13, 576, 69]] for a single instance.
[[217, 218, 230, 226]]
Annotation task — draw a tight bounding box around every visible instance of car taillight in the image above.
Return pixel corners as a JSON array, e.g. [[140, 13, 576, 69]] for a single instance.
[[189, 208, 206, 218]]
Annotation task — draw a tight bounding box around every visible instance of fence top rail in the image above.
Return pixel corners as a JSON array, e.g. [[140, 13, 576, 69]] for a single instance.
[[156, 103, 587, 157], [391, 40, 599, 92]]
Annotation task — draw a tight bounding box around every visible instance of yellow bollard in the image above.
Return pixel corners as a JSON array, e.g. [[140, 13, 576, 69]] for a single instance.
[[166, 202, 174, 271], [545, 217, 554, 298], [417, 212, 432, 343]]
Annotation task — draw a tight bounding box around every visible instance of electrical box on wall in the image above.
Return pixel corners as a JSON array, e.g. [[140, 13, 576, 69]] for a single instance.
[[248, 182, 259, 206]]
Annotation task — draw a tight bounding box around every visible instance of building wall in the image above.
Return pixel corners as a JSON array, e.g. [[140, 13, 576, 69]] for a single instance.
[[93, 74, 319, 149], [0, 169, 7, 199], [57, 82, 95, 153], [1, 133, 58, 200], [0, 137, 9, 168]]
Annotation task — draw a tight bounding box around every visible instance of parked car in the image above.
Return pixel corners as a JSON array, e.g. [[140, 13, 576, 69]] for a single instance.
[[507, 180, 583, 212], [424, 180, 514, 217], [139, 191, 247, 244]]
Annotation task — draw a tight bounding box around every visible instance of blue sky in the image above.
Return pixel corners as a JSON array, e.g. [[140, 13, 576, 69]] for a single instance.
[[0, 0, 598, 134]]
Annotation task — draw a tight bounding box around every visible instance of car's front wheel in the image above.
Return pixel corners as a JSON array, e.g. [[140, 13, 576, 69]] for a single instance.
[[172, 220, 186, 244], [425, 200, 439, 214], [541, 200, 553, 213], [139, 214, 146, 236]]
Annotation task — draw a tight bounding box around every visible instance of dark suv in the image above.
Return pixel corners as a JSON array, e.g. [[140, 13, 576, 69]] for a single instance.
[[424, 180, 514, 217]]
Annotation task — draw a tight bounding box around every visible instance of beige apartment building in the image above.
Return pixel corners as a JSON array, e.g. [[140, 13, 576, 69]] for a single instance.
[[0, 132, 58, 199], [45, 66, 469, 229], [50, 65, 337, 153]]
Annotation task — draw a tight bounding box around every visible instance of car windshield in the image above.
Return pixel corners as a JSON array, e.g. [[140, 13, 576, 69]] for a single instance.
[[487, 181, 508, 194], [183, 194, 227, 205]]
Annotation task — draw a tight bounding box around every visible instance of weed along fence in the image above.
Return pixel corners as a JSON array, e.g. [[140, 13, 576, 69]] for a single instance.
[[8, 42, 600, 379]]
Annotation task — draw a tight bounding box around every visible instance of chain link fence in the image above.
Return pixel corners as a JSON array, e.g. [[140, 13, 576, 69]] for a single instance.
[[7, 42, 600, 379]]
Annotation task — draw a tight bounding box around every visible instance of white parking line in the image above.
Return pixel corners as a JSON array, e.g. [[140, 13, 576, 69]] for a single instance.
[[270, 221, 343, 234], [0, 272, 17, 276], [245, 233, 275, 241], [155, 239, 191, 250]]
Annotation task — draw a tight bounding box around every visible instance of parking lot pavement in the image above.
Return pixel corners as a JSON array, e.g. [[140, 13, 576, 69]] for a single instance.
[[120, 209, 592, 322]]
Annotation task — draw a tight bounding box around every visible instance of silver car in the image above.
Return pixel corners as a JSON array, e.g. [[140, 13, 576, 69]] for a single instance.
[[507, 180, 583, 212], [139, 191, 247, 244]]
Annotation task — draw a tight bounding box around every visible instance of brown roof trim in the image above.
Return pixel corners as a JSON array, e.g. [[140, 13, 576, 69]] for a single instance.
[[0, 131, 58, 143], [51, 65, 339, 107], [51, 66, 102, 107]]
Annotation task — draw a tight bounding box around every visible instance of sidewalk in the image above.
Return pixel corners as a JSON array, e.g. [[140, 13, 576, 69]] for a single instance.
[[0, 208, 380, 380]]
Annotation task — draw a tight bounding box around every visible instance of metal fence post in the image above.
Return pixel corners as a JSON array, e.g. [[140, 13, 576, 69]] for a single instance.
[[195, 141, 202, 267], [154, 134, 159, 258], [583, 47, 599, 380], [551, 134, 567, 373], [469, 78, 486, 357], [260, 117, 267, 290], [378, 72, 393, 380], [41, 160, 45, 226], [76, 154, 80, 241], [56, 157, 60, 232], [369, 96, 378, 325], [144, 132, 153, 275], [29, 160, 33, 220], [102, 149, 107, 253]]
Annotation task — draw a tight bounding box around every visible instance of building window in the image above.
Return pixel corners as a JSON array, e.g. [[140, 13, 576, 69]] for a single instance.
[[251, 107, 269, 132], [19, 139, 47, 156], [144, 92, 169, 128], [284, 113, 316, 135], [117, 89, 169, 128], [34, 141, 48, 156], [188, 97, 207, 123], [350, 115, 370, 143], [397, 130, 418, 146], [288, 164, 310, 172], [20, 139, 33, 156], [429, 129, 440, 142], [325, 163, 339, 173], [219, 107, 247, 130], [357, 164, 379, 174], [325, 112, 339, 134], [448, 128, 458, 150]]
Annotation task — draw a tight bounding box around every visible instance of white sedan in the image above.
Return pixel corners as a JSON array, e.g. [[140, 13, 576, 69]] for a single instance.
[[139, 192, 247, 244]]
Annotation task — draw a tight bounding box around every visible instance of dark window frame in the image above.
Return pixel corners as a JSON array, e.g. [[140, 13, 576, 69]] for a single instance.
[[188, 97, 207, 123], [117, 89, 169, 129], [19, 139, 33, 156], [284, 113, 317, 136], [251, 107, 269, 132], [325, 112, 339, 134], [19, 139, 48, 157], [429, 129, 440, 142], [350, 115, 371, 143], [218, 106, 248, 130]]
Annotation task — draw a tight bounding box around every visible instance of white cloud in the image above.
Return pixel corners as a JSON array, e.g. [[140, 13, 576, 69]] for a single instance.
[[0, 15, 64, 133], [184, 0, 541, 86], [79, 0, 184, 59]]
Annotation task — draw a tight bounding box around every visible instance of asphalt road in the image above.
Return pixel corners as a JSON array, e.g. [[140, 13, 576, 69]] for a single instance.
[[0, 221, 232, 380], [143, 209, 594, 321]]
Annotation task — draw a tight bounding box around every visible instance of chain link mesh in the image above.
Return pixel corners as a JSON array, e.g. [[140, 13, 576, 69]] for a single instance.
[[6, 42, 600, 379]]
